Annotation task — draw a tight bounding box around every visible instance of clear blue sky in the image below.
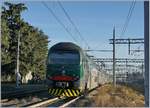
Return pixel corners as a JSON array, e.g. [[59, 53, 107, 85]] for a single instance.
[[9, 1, 144, 59]]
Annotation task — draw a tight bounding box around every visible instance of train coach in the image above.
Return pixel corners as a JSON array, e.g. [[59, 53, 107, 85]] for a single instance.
[[46, 42, 111, 97]]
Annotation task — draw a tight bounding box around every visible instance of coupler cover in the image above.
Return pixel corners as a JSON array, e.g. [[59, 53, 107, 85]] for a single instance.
[[48, 88, 81, 97]]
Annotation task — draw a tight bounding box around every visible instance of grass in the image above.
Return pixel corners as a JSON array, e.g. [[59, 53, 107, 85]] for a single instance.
[[93, 84, 144, 107], [71, 84, 144, 107]]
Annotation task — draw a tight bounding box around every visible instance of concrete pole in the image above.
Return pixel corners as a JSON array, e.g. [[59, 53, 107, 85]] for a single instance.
[[16, 31, 21, 88], [113, 27, 116, 87], [144, 1, 149, 107]]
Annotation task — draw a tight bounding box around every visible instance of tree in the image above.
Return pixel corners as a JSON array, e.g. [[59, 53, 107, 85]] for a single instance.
[[2, 2, 48, 82], [2, 2, 27, 76]]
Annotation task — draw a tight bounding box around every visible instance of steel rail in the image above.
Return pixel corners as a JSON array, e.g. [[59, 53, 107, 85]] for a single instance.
[[58, 96, 81, 108], [27, 97, 59, 108]]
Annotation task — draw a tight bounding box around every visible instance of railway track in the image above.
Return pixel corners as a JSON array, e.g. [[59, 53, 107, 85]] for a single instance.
[[26, 86, 100, 107], [25, 96, 82, 107], [23, 97, 59, 107], [1, 89, 49, 107], [2, 85, 101, 107]]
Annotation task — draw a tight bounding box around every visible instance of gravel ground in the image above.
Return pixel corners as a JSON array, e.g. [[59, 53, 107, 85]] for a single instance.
[[68, 88, 99, 107]]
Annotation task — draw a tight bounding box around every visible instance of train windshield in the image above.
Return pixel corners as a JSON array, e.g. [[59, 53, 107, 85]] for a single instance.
[[49, 51, 80, 64]]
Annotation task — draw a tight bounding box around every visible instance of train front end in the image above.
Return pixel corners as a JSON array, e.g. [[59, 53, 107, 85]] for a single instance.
[[46, 42, 82, 97]]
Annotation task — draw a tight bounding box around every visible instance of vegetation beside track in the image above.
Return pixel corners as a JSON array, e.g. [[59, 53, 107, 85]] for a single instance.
[[70, 84, 144, 107], [94, 84, 144, 107], [118, 79, 144, 94]]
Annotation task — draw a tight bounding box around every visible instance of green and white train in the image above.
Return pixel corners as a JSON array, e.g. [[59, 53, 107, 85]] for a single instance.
[[46, 42, 112, 97]]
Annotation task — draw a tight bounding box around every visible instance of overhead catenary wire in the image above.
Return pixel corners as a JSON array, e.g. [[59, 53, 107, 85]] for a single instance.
[[57, 1, 90, 49], [120, 0, 136, 38], [42, 2, 79, 44]]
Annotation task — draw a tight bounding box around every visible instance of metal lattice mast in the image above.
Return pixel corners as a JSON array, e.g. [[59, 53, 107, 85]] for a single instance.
[[109, 38, 144, 54]]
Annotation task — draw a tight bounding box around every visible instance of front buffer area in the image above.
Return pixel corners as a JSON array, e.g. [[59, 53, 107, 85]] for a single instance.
[[48, 88, 81, 97]]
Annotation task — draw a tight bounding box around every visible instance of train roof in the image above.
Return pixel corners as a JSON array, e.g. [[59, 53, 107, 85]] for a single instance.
[[49, 42, 82, 52]]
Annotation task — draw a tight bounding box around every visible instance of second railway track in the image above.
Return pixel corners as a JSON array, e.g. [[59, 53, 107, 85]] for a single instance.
[[2, 88, 47, 99]]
